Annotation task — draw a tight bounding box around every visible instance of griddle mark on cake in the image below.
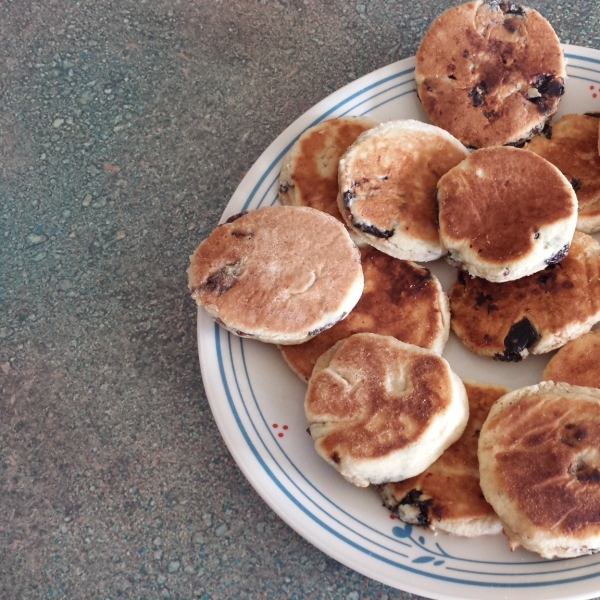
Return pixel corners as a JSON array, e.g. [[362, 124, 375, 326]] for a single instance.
[[475, 292, 499, 313]]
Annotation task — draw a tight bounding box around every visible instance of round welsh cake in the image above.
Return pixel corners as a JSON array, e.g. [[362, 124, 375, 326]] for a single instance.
[[278, 116, 378, 224], [305, 333, 469, 487], [479, 382, 600, 558], [525, 113, 600, 234], [379, 380, 508, 537], [543, 328, 600, 389], [415, 0, 566, 148], [449, 232, 600, 361], [337, 119, 469, 262], [188, 206, 363, 345], [281, 247, 450, 382], [438, 146, 578, 282]]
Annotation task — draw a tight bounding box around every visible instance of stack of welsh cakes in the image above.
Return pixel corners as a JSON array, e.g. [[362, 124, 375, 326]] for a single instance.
[[189, 0, 600, 560]]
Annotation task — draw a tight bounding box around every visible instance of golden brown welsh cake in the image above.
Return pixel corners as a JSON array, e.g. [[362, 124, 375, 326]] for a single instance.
[[188, 206, 363, 345], [543, 328, 600, 388], [415, 0, 566, 148], [280, 248, 450, 381], [438, 146, 578, 282], [304, 333, 469, 487], [525, 113, 600, 233], [479, 381, 600, 558], [337, 119, 469, 262], [379, 380, 508, 537], [278, 116, 378, 225], [449, 232, 600, 361]]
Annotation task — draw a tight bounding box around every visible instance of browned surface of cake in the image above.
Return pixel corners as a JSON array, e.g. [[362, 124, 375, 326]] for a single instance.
[[278, 117, 377, 223], [379, 380, 507, 536], [449, 232, 600, 361], [438, 146, 577, 282], [543, 328, 600, 388], [415, 0, 565, 148], [526, 113, 600, 233], [305, 333, 468, 486], [479, 382, 600, 557], [280, 248, 449, 381], [188, 206, 363, 344], [337, 119, 468, 262]]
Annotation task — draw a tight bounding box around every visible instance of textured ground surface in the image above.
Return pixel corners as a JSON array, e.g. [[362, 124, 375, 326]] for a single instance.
[[1, 1, 599, 599]]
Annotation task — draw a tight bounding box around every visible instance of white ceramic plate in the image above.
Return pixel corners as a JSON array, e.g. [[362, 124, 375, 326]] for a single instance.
[[197, 45, 600, 600]]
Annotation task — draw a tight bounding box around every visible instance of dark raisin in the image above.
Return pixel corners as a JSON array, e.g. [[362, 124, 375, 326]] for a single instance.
[[506, 138, 527, 148], [541, 121, 553, 139], [448, 74, 457, 80], [579, 469, 600, 484], [231, 231, 252, 239], [279, 182, 293, 195], [399, 490, 434, 527], [496, 318, 540, 362], [462, 49, 470, 58], [571, 178, 581, 192], [534, 232, 540, 239], [224, 211, 248, 224], [201, 262, 242, 296], [545, 244, 570, 265], [487, 0, 524, 14], [469, 81, 489, 108], [530, 74, 565, 101], [353, 220, 395, 239], [343, 191, 356, 209], [483, 109, 498, 121], [308, 314, 343, 338], [331, 452, 341, 465], [503, 19, 518, 33], [504, 3, 525, 16], [570, 458, 600, 484]]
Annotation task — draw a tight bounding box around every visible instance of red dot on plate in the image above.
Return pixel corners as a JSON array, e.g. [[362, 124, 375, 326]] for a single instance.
[[283, 425, 289, 430], [591, 85, 596, 90], [389, 514, 396, 520], [278, 433, 284, 438], [594, 93, 598, 99], [272, 423, 278, 428]]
